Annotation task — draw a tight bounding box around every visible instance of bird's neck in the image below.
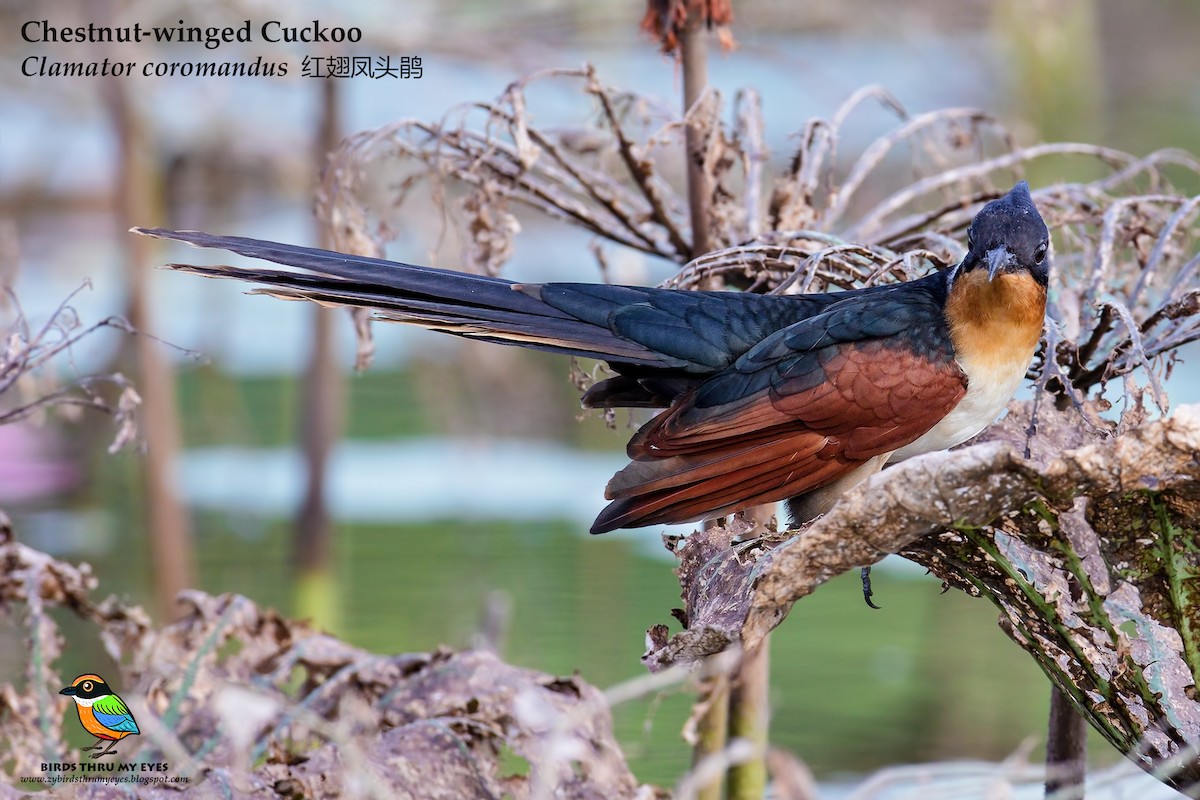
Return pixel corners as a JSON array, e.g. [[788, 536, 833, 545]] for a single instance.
[[944, 270, 1046, 369]]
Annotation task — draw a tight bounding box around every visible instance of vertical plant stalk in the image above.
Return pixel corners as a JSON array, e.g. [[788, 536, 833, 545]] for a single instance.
[[102, 0, 194, 619], [693, 672, 730, 800], [295, 78, 344, 632], [1046, 685, 1087, 798], [727, 503, 776, 799], [727, 638, 770, 800], [681, 8, 722, 789], [683, 9, 767, 789], [681, 6, 710, 259]]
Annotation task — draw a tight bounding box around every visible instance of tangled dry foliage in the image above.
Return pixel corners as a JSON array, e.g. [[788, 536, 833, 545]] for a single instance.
[[0, 514, 676, 799], [2, 519, 1155, 800], [0, 284, 141, 452], [312, 70, 1200, 791]]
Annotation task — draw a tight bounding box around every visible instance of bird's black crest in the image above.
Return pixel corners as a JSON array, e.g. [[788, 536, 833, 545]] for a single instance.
[[958, 181, 1051, 286]]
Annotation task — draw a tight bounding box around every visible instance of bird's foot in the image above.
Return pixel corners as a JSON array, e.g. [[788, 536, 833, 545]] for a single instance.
[[88, 740, 118, 758], [861, 566, 881, 609]]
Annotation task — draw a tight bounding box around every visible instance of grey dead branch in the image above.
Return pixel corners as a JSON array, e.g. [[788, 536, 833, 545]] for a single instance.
[[644, 403, 1200, 791]]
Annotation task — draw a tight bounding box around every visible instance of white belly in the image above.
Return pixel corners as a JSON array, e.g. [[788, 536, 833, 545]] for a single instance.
[[889, 354, 1028, 461]]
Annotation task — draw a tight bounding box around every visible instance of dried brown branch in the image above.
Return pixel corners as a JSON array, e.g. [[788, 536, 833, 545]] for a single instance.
[[585, 65, 691, 258], [319, 74, 1200, 432], [320, 67, 694, 274]]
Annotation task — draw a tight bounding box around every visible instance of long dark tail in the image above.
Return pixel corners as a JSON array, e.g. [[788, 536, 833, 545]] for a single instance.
[[133, 227, 681, 368]]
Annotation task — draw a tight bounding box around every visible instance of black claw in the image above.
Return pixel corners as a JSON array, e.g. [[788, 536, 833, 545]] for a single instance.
[[861, 566, 881, 609]]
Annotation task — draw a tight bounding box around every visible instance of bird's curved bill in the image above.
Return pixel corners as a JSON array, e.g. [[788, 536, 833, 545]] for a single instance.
[[986, 247, 1014, 281]]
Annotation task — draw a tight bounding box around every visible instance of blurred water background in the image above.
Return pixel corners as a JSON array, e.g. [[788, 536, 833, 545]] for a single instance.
[[2, 0, 1199, 792]]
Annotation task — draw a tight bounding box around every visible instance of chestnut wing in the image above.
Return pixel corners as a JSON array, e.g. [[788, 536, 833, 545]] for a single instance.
[[591, 288, 967, 532]]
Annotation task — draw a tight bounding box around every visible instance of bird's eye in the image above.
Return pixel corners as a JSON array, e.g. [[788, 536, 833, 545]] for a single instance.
[[1034, 243, 1047, 264], [82, 682, 92, 691]]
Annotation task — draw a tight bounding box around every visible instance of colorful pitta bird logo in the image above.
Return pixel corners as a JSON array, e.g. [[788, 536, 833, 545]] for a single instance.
[[59, 674, 140, 758]]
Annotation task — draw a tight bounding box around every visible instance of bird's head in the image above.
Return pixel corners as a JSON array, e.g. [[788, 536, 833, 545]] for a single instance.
[[956, 181, 1050, 287], [60, 674, 112, 702]]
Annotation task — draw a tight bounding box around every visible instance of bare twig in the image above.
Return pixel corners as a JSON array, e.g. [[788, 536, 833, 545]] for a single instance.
[[735, 89, 767, 239], [0, 285, 143, 449]]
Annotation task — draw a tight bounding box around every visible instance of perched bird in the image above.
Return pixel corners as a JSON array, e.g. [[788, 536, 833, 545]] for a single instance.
[[135, 181, 1048, 534], [59, 674, 140, 758]]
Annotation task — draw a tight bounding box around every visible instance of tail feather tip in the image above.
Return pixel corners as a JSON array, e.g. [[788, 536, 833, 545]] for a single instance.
[[589, 505, 626, 535]]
